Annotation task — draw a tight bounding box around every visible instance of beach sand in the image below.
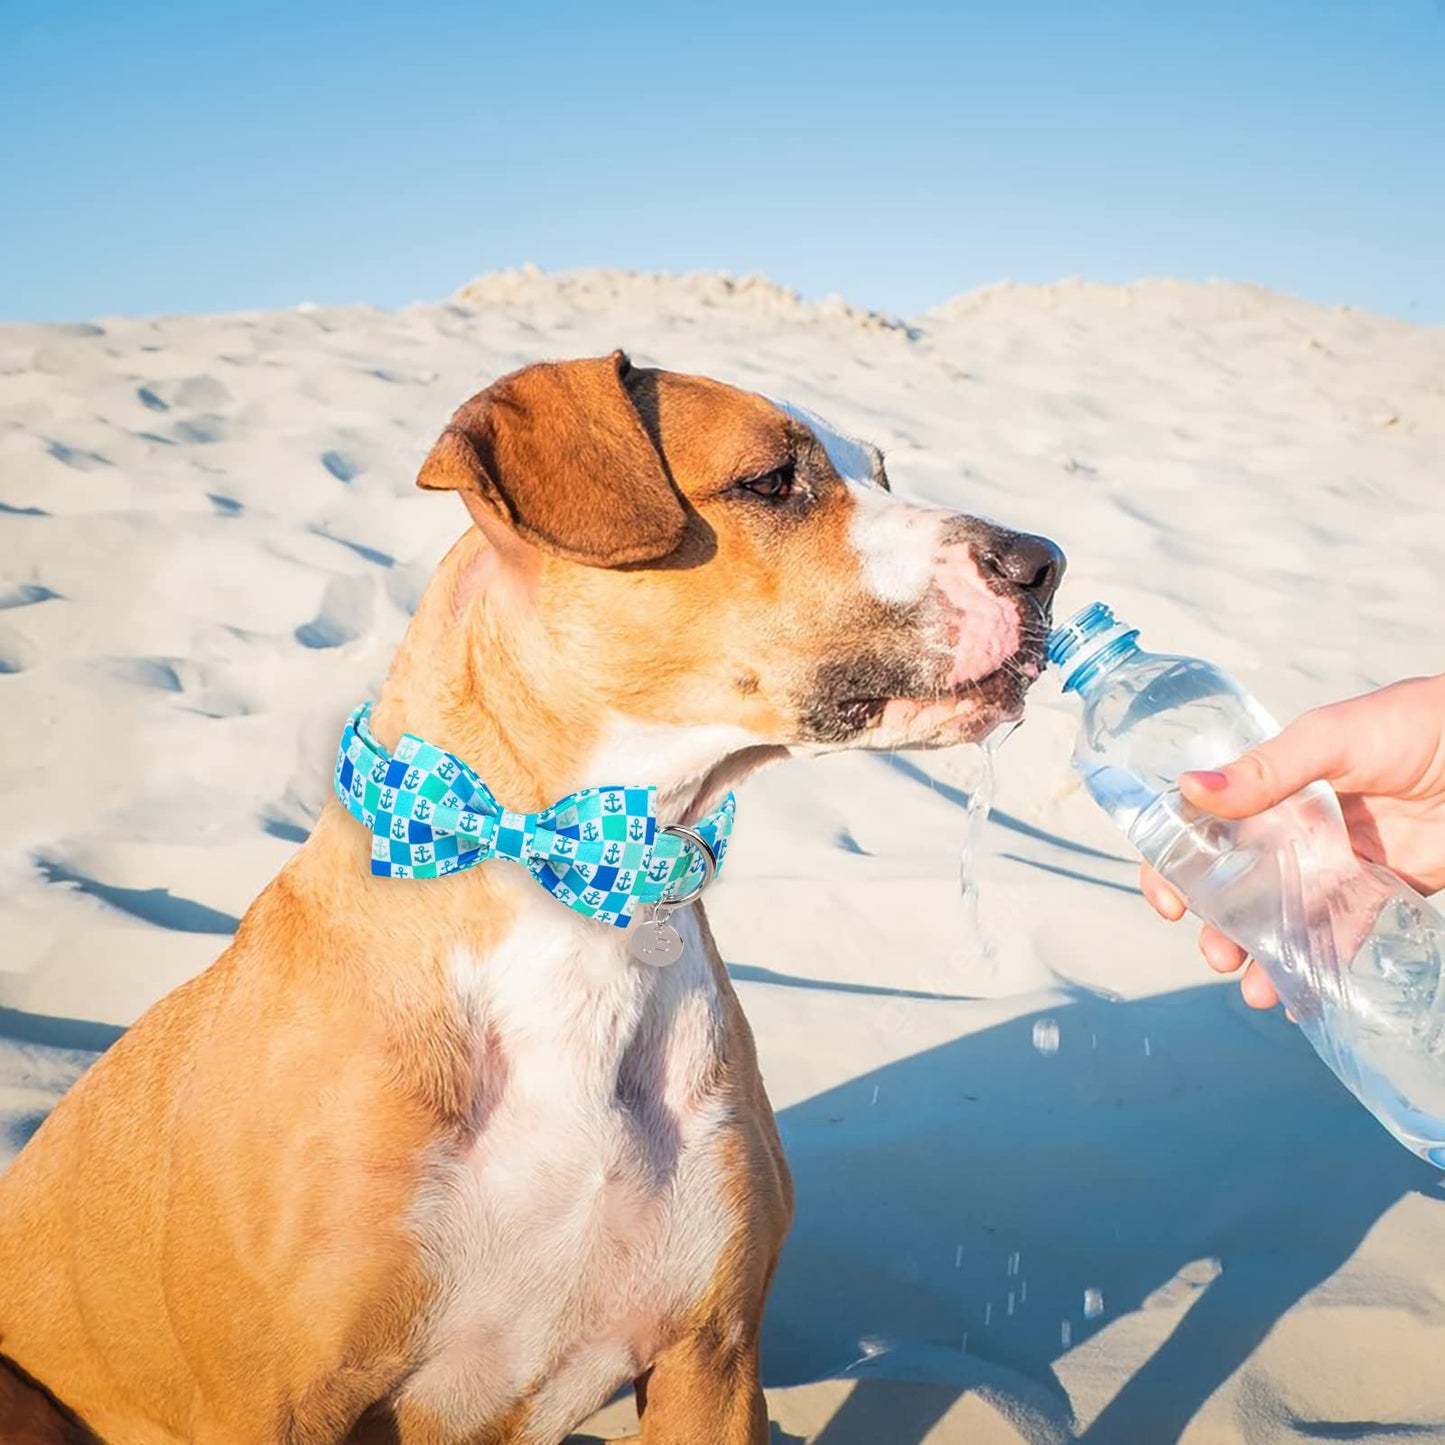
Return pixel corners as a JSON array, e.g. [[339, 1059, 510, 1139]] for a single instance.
[[2, 269, 1443, 1442]]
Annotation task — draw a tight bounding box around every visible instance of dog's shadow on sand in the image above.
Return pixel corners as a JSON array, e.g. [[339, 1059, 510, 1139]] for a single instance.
[[5, 984, 1440, 1444], [753, 980, 1441, 1443]]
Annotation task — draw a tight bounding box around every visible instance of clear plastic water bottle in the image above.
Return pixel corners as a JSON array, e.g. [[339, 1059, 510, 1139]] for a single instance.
[[1048, 602, 1445, 1167]]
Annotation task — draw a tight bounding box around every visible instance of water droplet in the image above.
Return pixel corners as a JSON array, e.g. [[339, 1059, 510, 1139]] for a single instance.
[[1143, 1035, 1152, 1057], [1032, 1018, 1061, 1055], [1006, 1250, 1020, 1277], [871, 1085, 880, 1105], [1020, 1278, 1027, 1303], [984, 1302, 993, 1326], [1084, 1287, 1104, 1319], [1060, 1319, 1073, 1348], [843, 1335, 891, 1373], [1007, 1291, 1015, 1315], [955, 1244, 963, 1269]]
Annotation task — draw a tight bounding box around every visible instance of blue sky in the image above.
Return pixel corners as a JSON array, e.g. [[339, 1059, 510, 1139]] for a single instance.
[[3, 1, 1442, 323]]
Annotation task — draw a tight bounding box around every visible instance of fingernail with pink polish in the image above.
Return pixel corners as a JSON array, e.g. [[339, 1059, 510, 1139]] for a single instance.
[[1185, 769, 1231, 792]]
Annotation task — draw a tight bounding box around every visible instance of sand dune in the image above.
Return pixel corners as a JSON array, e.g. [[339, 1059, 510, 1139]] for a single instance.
[[2, 269, 1444, 1442]]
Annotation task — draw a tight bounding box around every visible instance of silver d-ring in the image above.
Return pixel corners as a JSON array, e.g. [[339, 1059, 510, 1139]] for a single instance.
[[656, 825, 717, 908]]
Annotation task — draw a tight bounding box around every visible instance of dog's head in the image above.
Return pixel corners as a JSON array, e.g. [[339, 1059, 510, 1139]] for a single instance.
[[419, 351, 1061, 772]]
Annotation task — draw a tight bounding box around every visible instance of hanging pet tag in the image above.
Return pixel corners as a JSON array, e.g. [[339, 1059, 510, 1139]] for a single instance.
[[630, 904, 683, 967], [630, 826, 718, 967]]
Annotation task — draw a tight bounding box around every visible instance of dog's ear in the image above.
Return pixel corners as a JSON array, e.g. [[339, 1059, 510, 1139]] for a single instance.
[[417, 350, 687, 567]]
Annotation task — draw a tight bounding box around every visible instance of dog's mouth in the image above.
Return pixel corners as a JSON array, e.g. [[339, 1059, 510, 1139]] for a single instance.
[[833, 646, 1045, 747]]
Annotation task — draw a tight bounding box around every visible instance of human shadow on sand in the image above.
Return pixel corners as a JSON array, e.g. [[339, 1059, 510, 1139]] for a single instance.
[[760, 981, 1441, 1443]]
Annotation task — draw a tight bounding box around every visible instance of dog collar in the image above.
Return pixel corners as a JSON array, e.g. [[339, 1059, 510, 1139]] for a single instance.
[[333, 703, 735, 929]]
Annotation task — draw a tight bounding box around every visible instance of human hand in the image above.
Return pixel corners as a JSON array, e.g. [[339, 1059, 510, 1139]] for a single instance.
[[1140, 673, 1445, 1008]]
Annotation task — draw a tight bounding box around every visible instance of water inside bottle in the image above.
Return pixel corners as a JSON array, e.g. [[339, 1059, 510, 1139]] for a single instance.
[[1124, 784, 1445, 1167], [1336, 897, 1445, 1167]]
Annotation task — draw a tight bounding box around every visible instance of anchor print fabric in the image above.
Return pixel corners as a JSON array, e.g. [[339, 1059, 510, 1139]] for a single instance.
[[333, 704, 735, 927]]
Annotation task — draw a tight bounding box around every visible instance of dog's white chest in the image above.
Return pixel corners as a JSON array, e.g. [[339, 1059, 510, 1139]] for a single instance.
[[401, 901, 735, 1441]]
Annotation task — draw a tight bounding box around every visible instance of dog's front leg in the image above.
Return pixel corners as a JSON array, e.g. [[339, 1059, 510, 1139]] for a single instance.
[[625, 1326, 768, 1445], [616, 1070, 791, 1444]]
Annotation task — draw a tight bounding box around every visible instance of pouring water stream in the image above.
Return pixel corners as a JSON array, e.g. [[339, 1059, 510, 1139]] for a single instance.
[[956, 723, 1016, 968]]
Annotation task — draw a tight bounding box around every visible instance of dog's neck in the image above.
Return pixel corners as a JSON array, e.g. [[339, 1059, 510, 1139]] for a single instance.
[[366, 527, 778, 826]]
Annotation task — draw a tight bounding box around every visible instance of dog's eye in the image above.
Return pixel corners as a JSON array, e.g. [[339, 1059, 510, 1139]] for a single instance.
[[737, 465, 796, 501]]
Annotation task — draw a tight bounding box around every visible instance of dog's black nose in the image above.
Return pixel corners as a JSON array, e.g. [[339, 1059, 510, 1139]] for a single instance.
[[982, 533, 1065, 599]]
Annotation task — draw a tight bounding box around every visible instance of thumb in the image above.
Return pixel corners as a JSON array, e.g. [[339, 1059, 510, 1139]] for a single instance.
[[1180, 710, 1344, 820]]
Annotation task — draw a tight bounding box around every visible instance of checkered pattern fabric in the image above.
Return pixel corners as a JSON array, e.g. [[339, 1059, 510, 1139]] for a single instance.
[[333, 703, 735, 928]]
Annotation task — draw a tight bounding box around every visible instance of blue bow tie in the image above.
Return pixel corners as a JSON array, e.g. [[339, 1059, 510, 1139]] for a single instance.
[[333, 704, 735, 928]]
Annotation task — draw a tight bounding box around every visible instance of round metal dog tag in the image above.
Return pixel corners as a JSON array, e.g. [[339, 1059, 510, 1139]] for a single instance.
[[630, 917, 684, 967]]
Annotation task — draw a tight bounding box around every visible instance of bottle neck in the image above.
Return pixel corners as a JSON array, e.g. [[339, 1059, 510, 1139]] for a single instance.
[[1060, 627, 1141, 696]]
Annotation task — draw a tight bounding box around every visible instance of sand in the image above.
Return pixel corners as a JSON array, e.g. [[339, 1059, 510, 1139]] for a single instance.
[[2, 268, 1444, 1442]]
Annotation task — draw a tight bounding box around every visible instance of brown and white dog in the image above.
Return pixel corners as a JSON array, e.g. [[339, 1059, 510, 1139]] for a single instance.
[[0, 352, 1061, 1444]]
